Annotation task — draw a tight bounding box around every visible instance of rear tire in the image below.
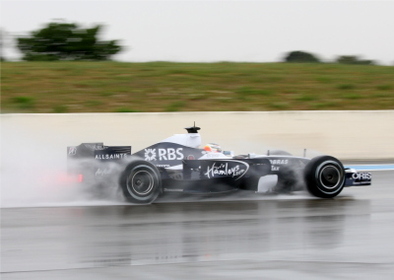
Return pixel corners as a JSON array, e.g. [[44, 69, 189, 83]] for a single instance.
[[119, 160, 161, 204], [304, 156, 345, 198]]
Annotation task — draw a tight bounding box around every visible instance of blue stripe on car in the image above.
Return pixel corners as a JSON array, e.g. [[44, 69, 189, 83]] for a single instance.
[[345, 164, 394, 171]]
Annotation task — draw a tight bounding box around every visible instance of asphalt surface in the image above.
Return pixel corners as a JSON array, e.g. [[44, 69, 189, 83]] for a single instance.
[[1, 170, 394, 279]]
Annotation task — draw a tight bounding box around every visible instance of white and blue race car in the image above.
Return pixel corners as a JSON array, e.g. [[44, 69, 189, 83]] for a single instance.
[[67, 125, 371, 203]]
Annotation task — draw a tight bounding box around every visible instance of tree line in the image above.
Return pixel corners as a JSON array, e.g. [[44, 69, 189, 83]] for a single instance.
[[4, 22, 122, 61], [284, 51, 376, 65], [1, 21, 378, 64]]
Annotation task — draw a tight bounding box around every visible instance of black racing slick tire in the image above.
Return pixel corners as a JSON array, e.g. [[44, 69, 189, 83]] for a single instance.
[[119, 160, 162, 204], [304, 155, 345, 198]]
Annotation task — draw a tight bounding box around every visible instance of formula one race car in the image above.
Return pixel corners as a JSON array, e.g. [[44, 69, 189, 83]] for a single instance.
[[67, 125, 371, 204]]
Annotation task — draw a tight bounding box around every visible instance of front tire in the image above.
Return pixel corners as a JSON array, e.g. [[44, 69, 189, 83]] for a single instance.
[[119, 160, 161, 204], [304, 156, 345, 198]]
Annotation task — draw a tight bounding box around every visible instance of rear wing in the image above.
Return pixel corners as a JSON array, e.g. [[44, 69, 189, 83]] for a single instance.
[[67, 143, 132, 161]]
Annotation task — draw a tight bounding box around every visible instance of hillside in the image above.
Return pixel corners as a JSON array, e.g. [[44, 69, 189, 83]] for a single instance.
[[1, 62, 393, 113]]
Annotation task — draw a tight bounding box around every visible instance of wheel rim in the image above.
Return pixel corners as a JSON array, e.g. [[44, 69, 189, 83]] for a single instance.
[[319, 164, 341, 190], [128, 169, 155, 196]]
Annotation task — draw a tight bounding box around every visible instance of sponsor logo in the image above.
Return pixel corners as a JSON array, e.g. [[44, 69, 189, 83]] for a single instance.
[[95, 153, 129, 160], [68, 147, 77, 155], [269, 159, 289, 171], [144, 148, 183, 161], [144, 149, 157, 161], [352, 172, 371, 181], [204, 161, 248, 180], [269, 159, 289, 165]]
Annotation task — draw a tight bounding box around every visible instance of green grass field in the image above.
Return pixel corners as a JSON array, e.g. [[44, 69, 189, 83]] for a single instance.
[[1, 61, 393, 113]]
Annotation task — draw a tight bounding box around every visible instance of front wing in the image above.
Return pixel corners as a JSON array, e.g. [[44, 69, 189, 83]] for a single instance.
[[345, 168, 372, 186]]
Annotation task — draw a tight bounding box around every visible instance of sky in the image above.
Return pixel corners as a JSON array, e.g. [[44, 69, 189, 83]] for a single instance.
[[1, 0, 394, 65]]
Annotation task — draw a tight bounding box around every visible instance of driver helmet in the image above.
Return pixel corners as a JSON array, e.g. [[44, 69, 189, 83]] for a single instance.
[[203, 143, 222, 153]]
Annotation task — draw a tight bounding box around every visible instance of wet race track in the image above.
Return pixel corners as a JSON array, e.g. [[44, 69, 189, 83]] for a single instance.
[[1, 170, 394, 279]]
